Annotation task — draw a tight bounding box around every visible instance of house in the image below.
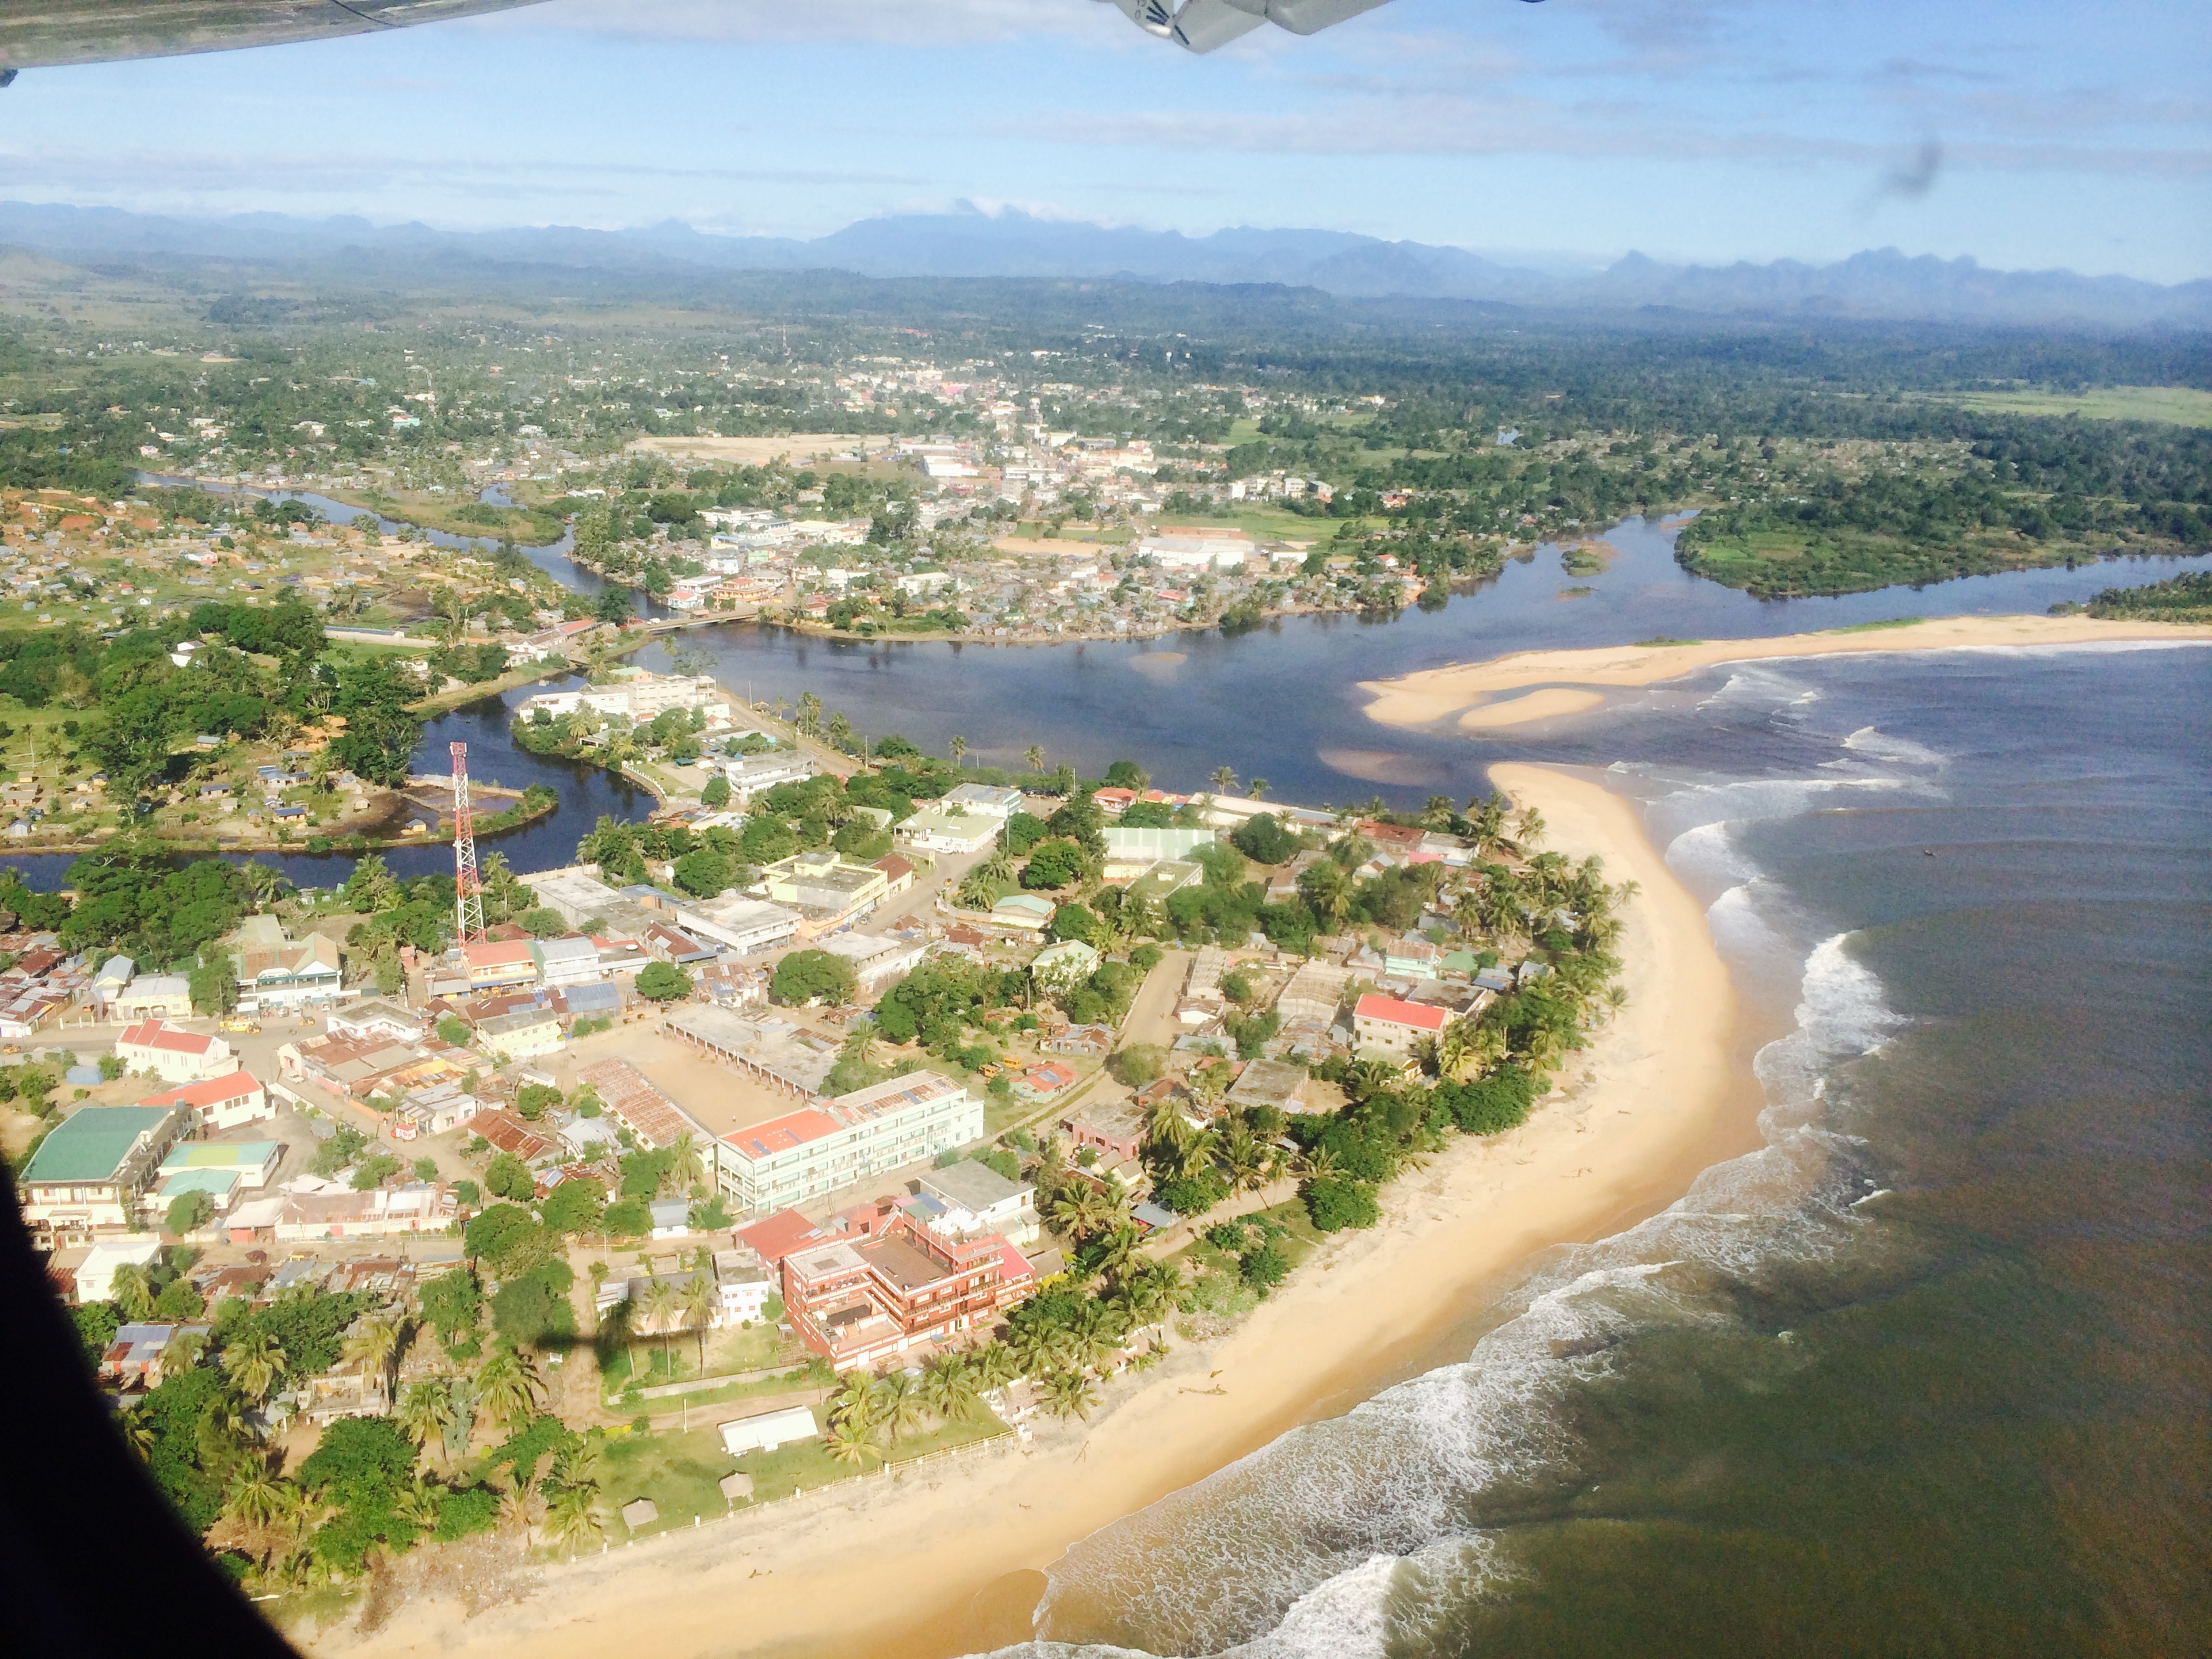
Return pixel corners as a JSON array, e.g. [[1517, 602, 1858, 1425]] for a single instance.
[[325, 1000, 424, 1044], [663, 1008, 839, 1097], [1225, 1057, 1311, 1115], [779, 1210, 1035, 1370], [873, 852, 918, 897], [720, 750, 815, 800], [1352, 993, 1450, 1057], [91, 955, 136, 1012], [154, 1166, 242, 1221], [140, 1069, 270, 1132], [159, 1140, 283, 1191], [1385, 938, 1446, 981], [1029, 938, 1099, 990], [1276, 961, 1353, 1029], [1121, 859, 1204, 912], [1013, 1060, 1078, 1099], [470, 1110, 554, 1164], [530, 935, 604, 989], [576, 1057, 713, 1152], [1061, 1097, 1147, 1166], [757, 850, 888, 931], [941, 783, 1023, 819], [476, 1006, 565, 1061], [17, 1105, 186, 1244], [642, 923, 717, 966], [71, 1237, 163, 1303], [1040, 1023, 1113, 1057], [390, 1081, 483, 1140], [735, 1208, 825, 1268], [282, 1032, 462, 1103], [914, 1160, 1039, 1246], [102, 1322, 211, 1386], [649, 1197, 693, 1238], [898, 810, 998, 856], [1101, 827, 1216, 880], [718, 1404, 819, 1456], [710, 1248, 777, 1322], [677, 893, 804, 956], [114, 975, 193, 1022], [230, 916, 346, 1011], [814, 930, 929, 990], [115, 1021, 235, 1084], [458, 939, 539, 991], [716, 1071, 981, 1218], [987, 893, 1054, 936]]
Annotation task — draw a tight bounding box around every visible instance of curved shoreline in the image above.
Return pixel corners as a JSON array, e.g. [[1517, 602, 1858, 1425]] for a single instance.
[[1359, 613, 2212, 729], [329, 762, 1762, 1659]]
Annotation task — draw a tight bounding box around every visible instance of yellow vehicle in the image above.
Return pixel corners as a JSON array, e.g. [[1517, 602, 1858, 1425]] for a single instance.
[[219, 1017, 262, 1034]]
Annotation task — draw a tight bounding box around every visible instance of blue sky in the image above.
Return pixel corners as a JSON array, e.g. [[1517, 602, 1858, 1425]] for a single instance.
[[1, 0, 2205, 280]]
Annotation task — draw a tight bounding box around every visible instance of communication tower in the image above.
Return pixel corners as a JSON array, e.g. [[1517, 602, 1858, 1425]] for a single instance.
[[451, 741, 485, 945]]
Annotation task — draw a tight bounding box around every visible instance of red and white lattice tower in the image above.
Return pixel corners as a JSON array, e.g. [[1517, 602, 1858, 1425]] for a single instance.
[[451, 740, 485, 945]]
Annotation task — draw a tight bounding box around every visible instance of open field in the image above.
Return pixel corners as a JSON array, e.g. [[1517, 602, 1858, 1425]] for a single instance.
[[627, 434, 897, 466], [1919, 385, 2212, 426]]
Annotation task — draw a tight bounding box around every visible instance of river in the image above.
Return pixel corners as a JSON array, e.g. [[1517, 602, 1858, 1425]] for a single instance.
[[5, 511, 2205, 892]]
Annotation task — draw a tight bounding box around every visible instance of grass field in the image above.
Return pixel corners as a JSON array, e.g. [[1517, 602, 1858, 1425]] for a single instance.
[[1922, 386, 2212, 427]]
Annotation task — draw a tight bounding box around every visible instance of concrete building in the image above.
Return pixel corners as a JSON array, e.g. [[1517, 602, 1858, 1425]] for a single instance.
[[678, 893, 803, 957], [813, 930, 929, 991], [940, 783, 1024, 819], [1352, 993, 1450, 1058], [1102, 827, 1217, 880], [115, 1021, 234, 1084], [114, 975, 193, 1022], [722, 750, 815, 800], [457, 939, 538, 991], [663, 1007, 839, 1099], [230, 916, 346, 1011], [897, 810, 998, 855], [913, 1159, 1040, 1247], [18, 1105, 185, 1244], [531, 935, 603, 988], [779, 1210, 1033, 1370], [477, 1006, 565, 1061], [716, 1071, 979, 1218], [139, 1069, 271, 1132], [757, 849, 888, 931]]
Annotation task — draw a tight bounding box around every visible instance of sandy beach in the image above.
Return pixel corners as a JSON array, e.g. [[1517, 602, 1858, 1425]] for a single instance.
[[331, 764, 1760, 1659], [1360, 613, 2212, 729]]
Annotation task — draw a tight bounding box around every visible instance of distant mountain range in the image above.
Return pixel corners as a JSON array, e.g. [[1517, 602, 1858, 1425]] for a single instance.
[[2, 201, 2205, 329]]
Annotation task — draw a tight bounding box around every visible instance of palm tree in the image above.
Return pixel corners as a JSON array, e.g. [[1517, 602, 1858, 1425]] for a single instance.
[[981, 847, 1016, 886], [1210, 764, 1237, 795], [116, 1402, 155, 1463], [822, 1416, 882, 1470], [1513, 805, 1546, 849], [643, 1278, 680, 1374], [395, 1378, 455, 1466], [1221, 1120, 1269, 1195], [949, 735, 968, 768], [393, 1475, 443, 1534], [665, 1132, 705, 1196], [551, 1435, 602, 1494], [874, 1372, 925, 1445], [971, 1343, 1018, 1395], [678, 1273, 717, 1372], [1247, 777, 1269, 801], [222, 1465, 287, 1530], [830, 1372, 882, 1434], [342, 1309, 405, 1403], [1044, 1372, 1099, 1420], [494, 1469, 544, 1545], [1439, 1015, 1507, 1082], [1422, 794, 1457, 830], [110, 1264, 152, 1324], [1024, 744, 1046, 775], [476, 1346, 544, 1437], [1094, 1223, 1145, 1284], [956, 872, 998, 911], [918, 1355, 982, 1425], [546, 1482, 605, 1552], [1057, 1185, 1118, 1242]]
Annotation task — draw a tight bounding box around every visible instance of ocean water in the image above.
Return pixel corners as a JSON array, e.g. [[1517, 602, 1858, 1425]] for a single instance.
[[977, 642, 2212, 1659]]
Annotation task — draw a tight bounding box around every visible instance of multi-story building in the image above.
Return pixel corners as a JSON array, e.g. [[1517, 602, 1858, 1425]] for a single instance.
[[716, 1071, 980, 1218], [17, 1105, 186, 1244], [115, 1020, 234, 1084], [1352, 993, 1450, 1058], [779, 1210, 1035, 1370]]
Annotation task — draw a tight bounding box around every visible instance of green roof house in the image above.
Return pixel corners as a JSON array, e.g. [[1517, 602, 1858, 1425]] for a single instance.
[[20, 1105, 186, 1246]]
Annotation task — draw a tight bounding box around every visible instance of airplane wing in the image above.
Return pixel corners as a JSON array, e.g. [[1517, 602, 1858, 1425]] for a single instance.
[[0, 0, 546, 73], [1097, 0, 1396, 53]]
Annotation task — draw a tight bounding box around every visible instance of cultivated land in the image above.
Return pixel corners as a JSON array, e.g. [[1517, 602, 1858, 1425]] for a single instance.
[[1358, 612, 2212, 731], [1921, 385, 2212, 426], [330, 764, 1763, 1659]]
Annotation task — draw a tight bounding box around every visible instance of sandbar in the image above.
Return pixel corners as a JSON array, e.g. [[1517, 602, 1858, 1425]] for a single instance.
[[329, 766, 1758, 1659], [1361, 613, 2212, 729], [1458, 687, 1607, 730]]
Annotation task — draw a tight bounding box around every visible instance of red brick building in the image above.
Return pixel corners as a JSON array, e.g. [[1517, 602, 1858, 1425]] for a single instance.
[[778, 1210, 1035, 1372]]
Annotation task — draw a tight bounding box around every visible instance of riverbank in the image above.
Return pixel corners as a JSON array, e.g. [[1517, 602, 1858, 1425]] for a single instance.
[[328, 762, 1761, 1659], [1360, 612, 2212, 729]]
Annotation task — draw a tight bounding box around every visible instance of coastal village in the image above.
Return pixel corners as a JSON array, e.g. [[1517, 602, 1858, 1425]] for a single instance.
[[3, 684, 1626, 1607]]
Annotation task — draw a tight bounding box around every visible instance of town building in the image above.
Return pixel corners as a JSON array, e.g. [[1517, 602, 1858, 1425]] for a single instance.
[[813, 930, 930, 991], [1352, 993, 1450, 1057], [477, 1006, 565, 1061], [457, 939, 539, 991], [721, 750, 815, 800], [18, 1105, 186, 1244], [897, 809, 1000, 855], [779, 1210, 1034, 1370], [325, 1000, 423, 1044], [575, 1057, 712, 1153], [940, 783, 1024, 819], [230, 915, 347, 1011], [716, 1070, 980, 1218], [114, 974, 193, 1022], [1225, 1057, 1313, 1115], [1102, 826, 1217, 880], [913, 1159, 1040, 1247], [678, 893, 804, 956], [115, 1020, 235, 1084], [140, 1069, 271, 1132], [663, 1007, 839, 1098], [756, 848, 888, 933]]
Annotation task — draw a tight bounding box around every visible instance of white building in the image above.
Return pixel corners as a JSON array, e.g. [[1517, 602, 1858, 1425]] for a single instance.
[[115, 1021, 235, 1084], [114, 975, 193, 1022], [914, 1160, 1040, 1247], [941, 783, 1024, 819], [716, 1071, 980, 1218], [897, 810, 999, 855]]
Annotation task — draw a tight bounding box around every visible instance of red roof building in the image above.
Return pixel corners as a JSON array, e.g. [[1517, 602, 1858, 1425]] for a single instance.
[[1352, 992, 1451, 1057]]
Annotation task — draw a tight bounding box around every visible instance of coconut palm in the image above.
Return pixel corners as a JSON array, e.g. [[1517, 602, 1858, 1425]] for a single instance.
[[110, 1264, 153, 1324], [822, 1416, 882, 1469], [874, 1372, 926, 1443], [830, 1372, 882, 1435], [1293, 1143, 1340, 1183], [394, 1378, 455, 1465], [1210, 764, 1237, 796], [1055, 1185, 1118, 1242], [970, 1343, 1019, 1394], [665, 1132, 705, 1196], [981, 847, 1017, 886], [1439, 1015, 1508, 1083], [1024, 744, 1046, 775], [116, 1402, 155, 1463], [222, 1464, 287, 1530], [956, 872, 998, 911], [476, 1345, 544, 1437], [1247, 777, 1269, 801], [1513, 805, 1546, 850], [1171, 1126, 1221, 1185], [341, 1309, 405, 1401], [1094, 1223, 1145, 1285], [494, 1469, 544, 1545], [919, 1355, 982, 1425], [643, 1277, 680, 1372], [546, 1481, 604, 1551], [678, 1272, 717, 1372], [161, 1328, 209, 1380], [1221, 1121, 1270, 1195], [551, 1435, 602, 1494], [1068, 1302, 1129, 1373], [1044, 1372, 1099, 1420], [949, 735, 968, 767]]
